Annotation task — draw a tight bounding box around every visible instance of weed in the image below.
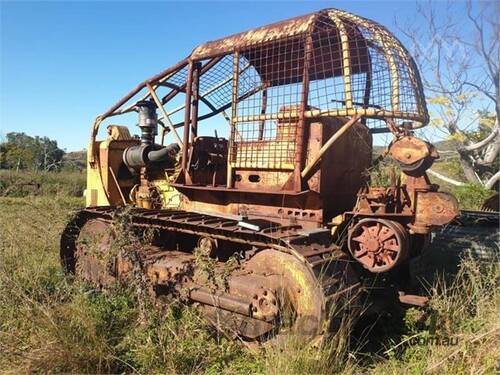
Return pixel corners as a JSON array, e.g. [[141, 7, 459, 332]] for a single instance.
[[0, 173, 498, 374]]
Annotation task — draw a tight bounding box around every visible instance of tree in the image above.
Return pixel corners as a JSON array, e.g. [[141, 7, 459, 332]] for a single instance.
[[398, 0, 499, 188], [0, 132, 65, 171]]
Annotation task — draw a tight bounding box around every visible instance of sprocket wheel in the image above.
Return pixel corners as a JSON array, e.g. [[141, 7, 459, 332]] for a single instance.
[[348, 218, 409, 272]]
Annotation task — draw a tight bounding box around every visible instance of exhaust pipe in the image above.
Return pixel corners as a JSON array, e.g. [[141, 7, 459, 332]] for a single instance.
[[136, 100, 158, 146], [123, 143, 180, 169]]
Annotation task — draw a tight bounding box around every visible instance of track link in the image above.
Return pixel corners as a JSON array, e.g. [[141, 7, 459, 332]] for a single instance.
[[61, 206, 357, 307]]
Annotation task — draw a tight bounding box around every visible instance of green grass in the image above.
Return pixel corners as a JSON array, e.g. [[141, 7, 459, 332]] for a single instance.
[[0, 174, 498, 374], [449, 183, 496, 211]]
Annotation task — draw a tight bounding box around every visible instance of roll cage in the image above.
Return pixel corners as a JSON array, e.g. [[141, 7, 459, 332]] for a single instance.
[[89, 8, 429, 191]]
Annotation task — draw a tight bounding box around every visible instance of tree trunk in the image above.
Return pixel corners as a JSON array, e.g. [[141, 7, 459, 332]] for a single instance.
[[457, 148, 482, 183], [485, 170, 500, 190], [428, 169, 465, 186]]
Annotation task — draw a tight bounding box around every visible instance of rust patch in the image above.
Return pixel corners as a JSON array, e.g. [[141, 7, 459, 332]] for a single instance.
[[191, 12, 318, 60], [390, 136, 431, 165]]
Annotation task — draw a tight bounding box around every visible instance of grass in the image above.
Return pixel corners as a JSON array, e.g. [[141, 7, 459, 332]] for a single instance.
[[367, 254, 500, 374], [449, 183, 496, 211], [0, 195, 254, 374], [0, 170, 86, 198], [0, 173, 498, 374]]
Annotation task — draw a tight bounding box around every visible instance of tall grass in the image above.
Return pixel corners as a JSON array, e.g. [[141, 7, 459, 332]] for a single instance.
[[0, 170, 86, 197], [371, 254, 499, 374], [0, 196, 255, 374], [0, 173, 498, 373]]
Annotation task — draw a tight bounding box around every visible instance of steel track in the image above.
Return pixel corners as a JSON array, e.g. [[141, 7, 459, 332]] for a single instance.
[[61, 206, 356, 304]]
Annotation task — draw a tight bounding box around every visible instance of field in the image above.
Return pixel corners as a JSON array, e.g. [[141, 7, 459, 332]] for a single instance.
[[0, 170, 499, 374]]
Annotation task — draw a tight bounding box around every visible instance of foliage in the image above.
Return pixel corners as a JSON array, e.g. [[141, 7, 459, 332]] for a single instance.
[[400, 1, 499, 186], [472, 110, 497, 142], [431, 159, 465, 183], [368, 160, 401, 188], [450, 183, 496, 210], [61, 150, 87, 171], [0, 132, 65, 171]]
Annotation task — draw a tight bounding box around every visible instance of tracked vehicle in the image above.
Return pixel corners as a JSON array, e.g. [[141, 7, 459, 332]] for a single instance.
[[61, 9, 459, 341]]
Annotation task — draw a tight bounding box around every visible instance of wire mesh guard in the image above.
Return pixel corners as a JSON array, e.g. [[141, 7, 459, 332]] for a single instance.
[[130, 9, 428, 171]]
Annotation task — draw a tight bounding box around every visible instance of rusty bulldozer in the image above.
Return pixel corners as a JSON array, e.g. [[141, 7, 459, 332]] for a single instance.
[[61, 9, 459, 342]]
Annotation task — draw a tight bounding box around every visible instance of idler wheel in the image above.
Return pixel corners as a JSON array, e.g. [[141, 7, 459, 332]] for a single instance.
[[348, 219, 409, 273], [75, 219, 117, 287], [389, 136, 437, 176]]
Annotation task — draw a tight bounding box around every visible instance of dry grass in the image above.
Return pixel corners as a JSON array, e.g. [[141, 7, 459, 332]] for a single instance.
[[0, 180, 498, 373], [0, 196, 254, 374], [369, 254, 499, 374]]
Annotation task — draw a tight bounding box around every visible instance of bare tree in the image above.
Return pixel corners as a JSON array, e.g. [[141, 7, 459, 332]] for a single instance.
[[398, 0, 499, 188]]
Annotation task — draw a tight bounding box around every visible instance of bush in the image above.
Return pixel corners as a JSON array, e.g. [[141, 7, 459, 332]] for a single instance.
[[368, 160, 401, 187], [451, 183, 495, 210]]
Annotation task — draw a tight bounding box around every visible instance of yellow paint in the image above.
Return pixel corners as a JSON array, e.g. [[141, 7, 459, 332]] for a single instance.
[[151, 179, 181, 209], [106, 125, 132, 141], [86, 158, 110, 207], [331, 10, 400, 112], [235, 107, 426, 128], [331, 16, 353, 109]]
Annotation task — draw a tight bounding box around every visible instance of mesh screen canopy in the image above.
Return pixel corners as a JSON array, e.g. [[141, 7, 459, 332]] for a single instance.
[[108, 9, 428, 140], [185, 8, 428, 130], [141, 8, 429, 170]]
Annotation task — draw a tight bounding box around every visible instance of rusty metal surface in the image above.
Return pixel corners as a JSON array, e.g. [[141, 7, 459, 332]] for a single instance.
[[63, 8, 466, 343], [86, 8, 432, 217], [94, 8, 429, 134], [480, 193, 499, 213], [74, 219, 116, 287], [414, 191, 460, 227], [348, 218, 409, 273], [61, 206, 359, 340], [389, 136, 431, 166], [398, 292, 429, 307], [191, 12, 318, 60]]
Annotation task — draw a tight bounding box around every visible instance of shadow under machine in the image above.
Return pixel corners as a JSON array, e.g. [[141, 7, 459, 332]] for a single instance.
[[61, 9, 459, 341]]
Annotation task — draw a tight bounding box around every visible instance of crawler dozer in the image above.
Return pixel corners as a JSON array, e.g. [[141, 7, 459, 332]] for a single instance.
[[61, 9, 459, 341]]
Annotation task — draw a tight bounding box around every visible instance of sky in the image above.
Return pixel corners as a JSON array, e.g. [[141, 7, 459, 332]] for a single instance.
[[0, 0, 469, 151]]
